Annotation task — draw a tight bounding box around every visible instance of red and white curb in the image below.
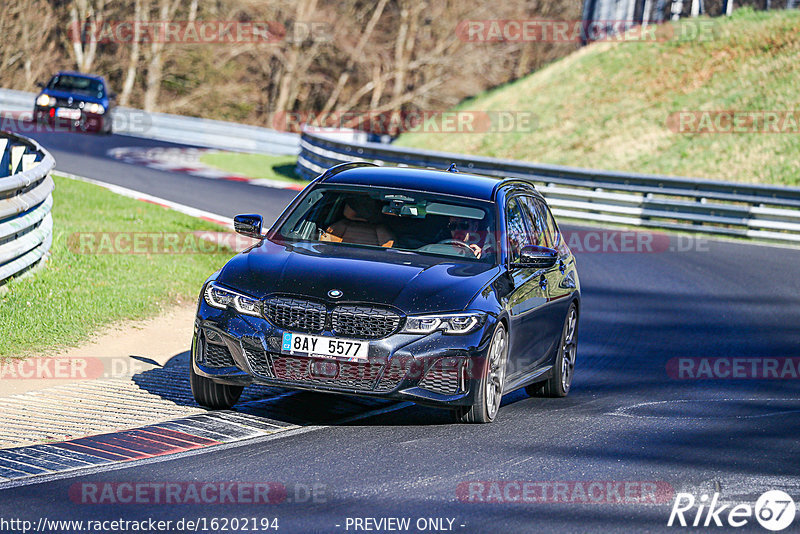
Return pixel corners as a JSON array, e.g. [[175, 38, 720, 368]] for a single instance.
[[106, 147, 304, 190], [0, 412, 296, 488]]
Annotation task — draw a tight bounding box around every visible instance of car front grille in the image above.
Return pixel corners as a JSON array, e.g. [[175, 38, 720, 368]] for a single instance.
[[263, 296, 403, 339], [243, 348, 272, 377], [374, 359, 407, 392], [271, 355, 382, 390], [201, 340, 236, 368], [418, 359, 462, 395], [53, 98, 83, 109], [332, 305, 402, 339], [264, 296, 326, 333], [244, 350, 464, 396]]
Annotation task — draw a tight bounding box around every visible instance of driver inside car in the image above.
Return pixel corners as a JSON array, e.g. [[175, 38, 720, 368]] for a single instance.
[[320, 196, 395, 248], [447, 216, 496, 259]]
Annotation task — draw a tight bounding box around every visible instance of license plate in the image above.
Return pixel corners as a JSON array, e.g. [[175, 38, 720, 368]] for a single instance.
[[281, 332, 368, 361], [56, 108, 81, 120]]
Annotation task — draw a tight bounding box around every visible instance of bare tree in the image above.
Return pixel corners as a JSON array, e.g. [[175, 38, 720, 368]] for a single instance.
[[0, 0, 583, 127], [69, 0, 107, 72], [0, 0, 59, 88], [319, 0, 389, 116], [273, 0, 320, 113], [119, 0, 144, 106], [143, 0, 181, 111]]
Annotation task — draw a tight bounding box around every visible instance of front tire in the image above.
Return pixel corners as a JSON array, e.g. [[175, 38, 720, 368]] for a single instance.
[[452, 323, 508, 424], [526, 303, 578, 398], [190, 364, 243, 409]]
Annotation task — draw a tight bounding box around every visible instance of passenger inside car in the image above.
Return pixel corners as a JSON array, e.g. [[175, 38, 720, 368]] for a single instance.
[[319, 196, 395, 248]]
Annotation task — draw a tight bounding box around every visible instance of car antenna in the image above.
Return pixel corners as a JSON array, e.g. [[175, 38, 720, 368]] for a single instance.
[[447, 163, 458, 173]]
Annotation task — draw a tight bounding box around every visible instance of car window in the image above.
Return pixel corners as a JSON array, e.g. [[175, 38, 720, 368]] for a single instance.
[[275, 185, 497, 263], [505, 198, 530, 263], [518, 196, 548, 248], [48, 75, 105, 98], [535, 197, 560, 248]]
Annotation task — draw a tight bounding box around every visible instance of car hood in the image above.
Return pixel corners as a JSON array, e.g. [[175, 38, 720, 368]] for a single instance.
[[41, 88, 106, 105], [216, 239, 501, 314]]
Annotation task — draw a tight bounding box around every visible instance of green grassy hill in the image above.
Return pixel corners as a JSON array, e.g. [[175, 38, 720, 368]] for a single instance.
[[396, 9, 800, 186]]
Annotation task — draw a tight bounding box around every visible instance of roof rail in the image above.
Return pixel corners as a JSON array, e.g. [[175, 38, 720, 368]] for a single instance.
[[491, 178, 539, 200], [316, 161, 378, 183]]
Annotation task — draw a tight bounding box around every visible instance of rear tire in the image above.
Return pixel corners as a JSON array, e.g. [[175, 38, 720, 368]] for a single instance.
[[190, 364, 243, 409], [526, 303, 578, 398], [452, 323, 508, 424]]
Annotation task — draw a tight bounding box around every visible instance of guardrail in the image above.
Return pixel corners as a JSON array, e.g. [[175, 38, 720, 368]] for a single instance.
[[0, 131, 55, 284], [0, 88, 299, 155], [298, 131, 800, 244]]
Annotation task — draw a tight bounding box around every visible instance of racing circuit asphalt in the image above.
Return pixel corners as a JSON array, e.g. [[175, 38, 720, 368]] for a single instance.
[[1, 130, 798, 533]]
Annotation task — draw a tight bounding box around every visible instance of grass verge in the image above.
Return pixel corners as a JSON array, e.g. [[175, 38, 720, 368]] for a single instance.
[[396, 9, 800, 186], [199, 152, 306, 185], [0, 175, 234, 357]]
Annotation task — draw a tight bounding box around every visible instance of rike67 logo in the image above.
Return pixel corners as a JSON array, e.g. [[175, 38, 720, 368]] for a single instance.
[[668, 490, 796, 531]]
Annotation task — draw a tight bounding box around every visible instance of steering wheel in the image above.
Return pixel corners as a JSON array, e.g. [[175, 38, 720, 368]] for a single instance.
[[436, 238, 477, 257]]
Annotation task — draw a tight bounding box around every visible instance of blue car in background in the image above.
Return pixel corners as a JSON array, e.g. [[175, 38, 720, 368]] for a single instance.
[[33, 71, 114, 134]]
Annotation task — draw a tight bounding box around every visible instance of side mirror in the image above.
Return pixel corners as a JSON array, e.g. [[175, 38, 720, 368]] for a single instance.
[[515, 245, 558, 269], [109, 91, 117, 100], [234, 214, 263, 239], [36, 82, 45, 88]]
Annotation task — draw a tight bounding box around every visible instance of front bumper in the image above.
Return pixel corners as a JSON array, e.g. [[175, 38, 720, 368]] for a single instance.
[[192, 300, 496, 408], [33, 106, 108, 133]]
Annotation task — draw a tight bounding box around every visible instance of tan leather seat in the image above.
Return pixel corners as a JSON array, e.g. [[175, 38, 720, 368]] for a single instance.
[[320, 200, 395, 248], [321, 219, 394, 248]]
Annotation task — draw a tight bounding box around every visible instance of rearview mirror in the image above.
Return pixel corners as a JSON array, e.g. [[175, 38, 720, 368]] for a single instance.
[[234, 214, 263, 239], [515, 245, 558, 269]]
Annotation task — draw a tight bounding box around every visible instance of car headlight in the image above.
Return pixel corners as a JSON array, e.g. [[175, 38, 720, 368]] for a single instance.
[[203, 282, 260, 316], [86, 103, 105, 114], [401, 312, 486, 335], [36, 94, 53, 107]]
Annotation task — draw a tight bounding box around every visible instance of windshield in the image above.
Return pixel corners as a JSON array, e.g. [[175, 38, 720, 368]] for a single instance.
[[275, 185, 498, 263], [47, 75, 105, 98]]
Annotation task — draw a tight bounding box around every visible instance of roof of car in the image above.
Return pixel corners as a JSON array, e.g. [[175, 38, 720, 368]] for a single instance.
[[321, 165, 520, 201], [54, 71, 106, 82]]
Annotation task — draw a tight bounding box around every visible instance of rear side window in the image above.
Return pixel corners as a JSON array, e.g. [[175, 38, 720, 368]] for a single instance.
[[505, 198, 529, 263], [535, 198, 560, 248], [518, 196, 548, 248]]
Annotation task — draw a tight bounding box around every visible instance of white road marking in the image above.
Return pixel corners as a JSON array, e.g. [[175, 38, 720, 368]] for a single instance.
[[608, 398, 800, 419]]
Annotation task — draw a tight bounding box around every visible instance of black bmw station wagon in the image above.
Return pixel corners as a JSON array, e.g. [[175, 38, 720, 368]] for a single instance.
[[191, 162, 580, 423]]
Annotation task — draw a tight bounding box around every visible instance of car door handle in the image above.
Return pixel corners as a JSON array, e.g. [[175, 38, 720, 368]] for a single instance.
[[539, 274, 547, 290]]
